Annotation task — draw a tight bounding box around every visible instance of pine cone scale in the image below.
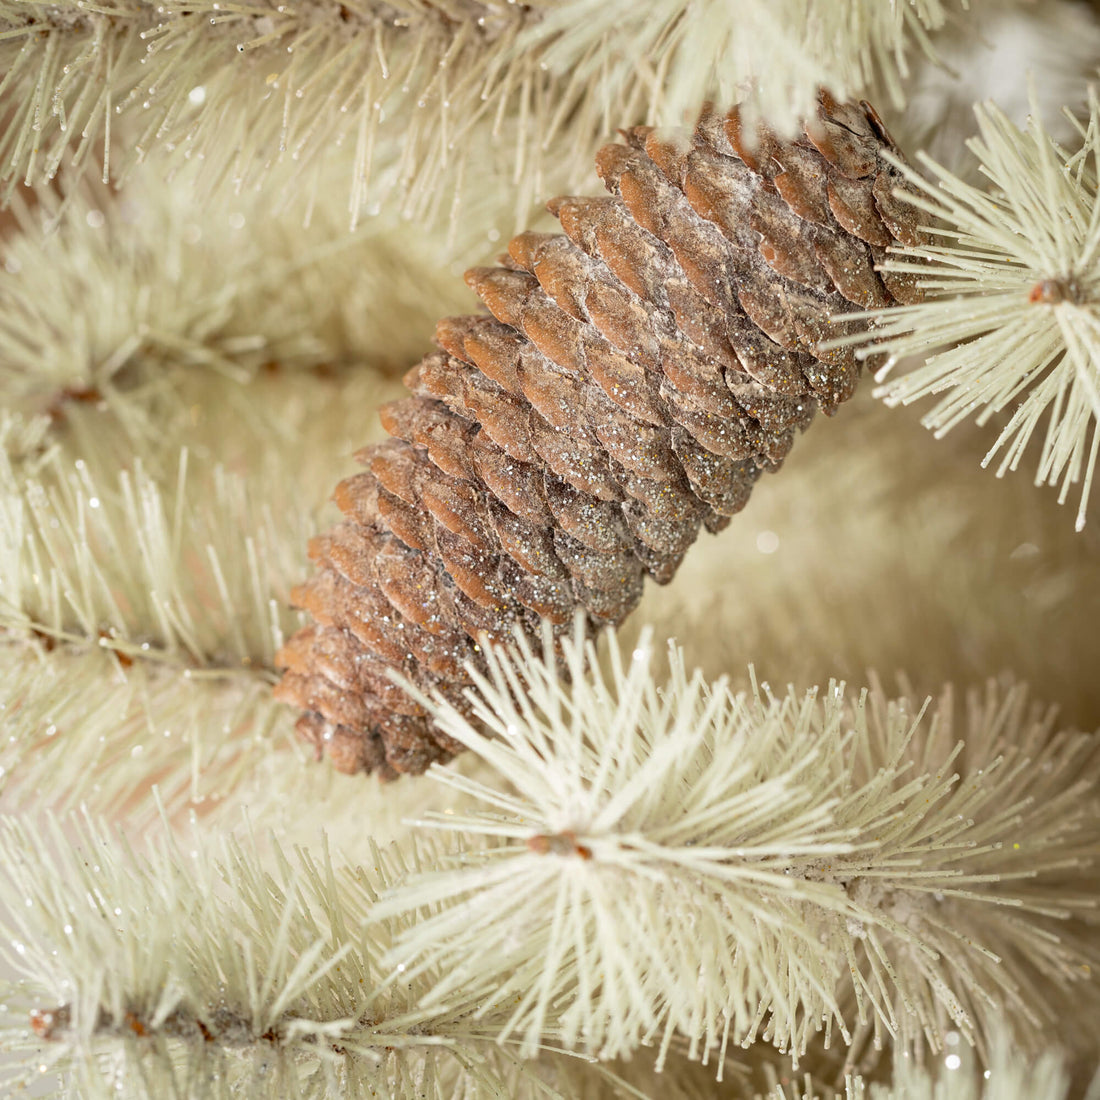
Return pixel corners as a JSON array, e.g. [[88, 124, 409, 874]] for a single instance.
[[613, 146, 824, 413], [772, 153, 833, 225], [276, 94, 924, 775], [812, 230, 890, 309], [530, 421, 623, 500]]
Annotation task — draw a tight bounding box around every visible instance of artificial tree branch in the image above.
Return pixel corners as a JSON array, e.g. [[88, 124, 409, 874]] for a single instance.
[[0, 166, 464, 420], [0, 638, 296, 821], [0, 811, 643, 1099], [836, 91, 1100, 529], [0, 0, 972, 223], [3, 790, 1091, 1099], [372, 624, 1100, 1070]]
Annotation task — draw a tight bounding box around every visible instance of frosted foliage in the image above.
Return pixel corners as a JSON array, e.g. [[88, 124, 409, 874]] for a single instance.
[[0, 168, 465, 414], [0, 796, 1090, 1100], [891, 1, 1100, 176], [0, 0, 970, 223], [0, 639, 297, 822], [0, 0, 542, 218], [374, 625, 1100, 1067], [0, 814, 635, 1100], [0, 435, 304, 668], [0, 363, 402, 670], [527, 0, 963, 136], [839, 93, 1100, 529]]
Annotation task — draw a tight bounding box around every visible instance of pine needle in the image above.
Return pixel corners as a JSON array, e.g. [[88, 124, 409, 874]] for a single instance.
[[0, 637, 296, 823], [524, 0, 965, 138], [0, 0, 971, 223], [832, 91, 1100, 530], [0, 413, 308, 668], [0, 165, 466, 420], [372, 623, 1100, 1066], [0, 812, 632, 1099]]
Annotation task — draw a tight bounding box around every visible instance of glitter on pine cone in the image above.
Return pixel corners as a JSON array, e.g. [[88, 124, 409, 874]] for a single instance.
[[274, 91, 925, 778]]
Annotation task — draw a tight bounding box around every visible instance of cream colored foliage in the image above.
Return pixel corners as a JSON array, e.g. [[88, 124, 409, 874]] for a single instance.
[[0, 813, 644, 1099], [0, 0, 972, 228], [0, 162, 468, 413], [373, 627, 1100, 1066], [839, 94, 1100, 529]]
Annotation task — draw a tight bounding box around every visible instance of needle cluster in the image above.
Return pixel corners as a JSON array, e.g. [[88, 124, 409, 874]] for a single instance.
[[0, 0, 966, 223], [0, 811, 639, 1099], [838, 93, 1100, 529], [373, 625, 1100, 1069]]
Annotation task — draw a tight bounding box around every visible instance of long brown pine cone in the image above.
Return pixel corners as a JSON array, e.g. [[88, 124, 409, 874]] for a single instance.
[[275, 91, 924, 778]]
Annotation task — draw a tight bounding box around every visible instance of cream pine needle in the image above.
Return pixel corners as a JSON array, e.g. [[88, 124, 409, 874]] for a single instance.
[[373, 624, 1100, 1070], [0, 811, 644, 1100], [836, 92, 1100, 529], [527, 0, 965, 137], [0, 0, 972, 222]]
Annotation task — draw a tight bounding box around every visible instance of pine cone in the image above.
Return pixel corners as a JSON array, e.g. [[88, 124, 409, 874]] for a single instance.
[[275, 91, 924, 778]]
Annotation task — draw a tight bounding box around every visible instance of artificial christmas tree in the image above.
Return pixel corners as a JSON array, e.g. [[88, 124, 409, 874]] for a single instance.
[[1, 2, 1100, 1098]]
